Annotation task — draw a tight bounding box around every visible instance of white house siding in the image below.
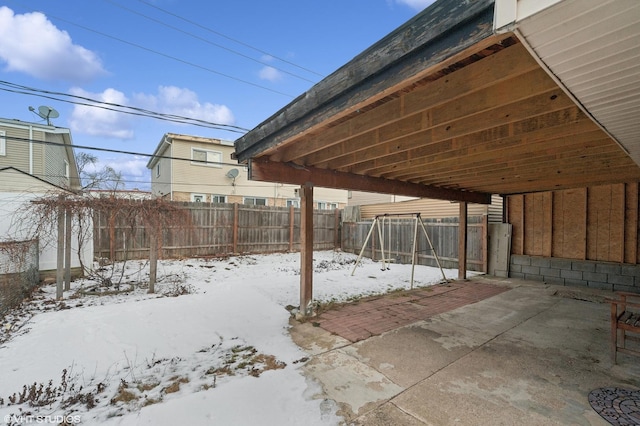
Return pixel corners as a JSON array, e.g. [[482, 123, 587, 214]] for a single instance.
[[0, 170, 93, 273], [151, 144, 172, 198], [44, 133, 70, 188]]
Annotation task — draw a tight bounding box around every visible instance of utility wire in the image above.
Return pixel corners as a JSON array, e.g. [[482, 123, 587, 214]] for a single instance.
[[0, 80, 249, 134], [103, 0, 317, 84], [5, 135, 243, 167], [135, 0, 325, 79], [9, 4, 295, 98]]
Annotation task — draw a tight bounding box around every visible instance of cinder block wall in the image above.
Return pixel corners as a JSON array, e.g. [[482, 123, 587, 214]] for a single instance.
[[510, 255, 640, 293]]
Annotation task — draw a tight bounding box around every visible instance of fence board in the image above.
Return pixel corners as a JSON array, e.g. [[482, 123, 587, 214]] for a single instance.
[[94, 202, 340, 261], [341, 216, 486, 272]]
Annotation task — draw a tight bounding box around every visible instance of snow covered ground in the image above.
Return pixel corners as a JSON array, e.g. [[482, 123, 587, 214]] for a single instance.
[[0, 250, 461, 425]]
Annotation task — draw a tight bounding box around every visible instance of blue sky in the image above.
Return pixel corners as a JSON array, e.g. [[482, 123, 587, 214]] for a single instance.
[[0, 0, 434, 189]]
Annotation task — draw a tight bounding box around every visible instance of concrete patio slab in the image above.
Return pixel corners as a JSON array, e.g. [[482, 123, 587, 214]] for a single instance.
[[291, 276, 640, 425]]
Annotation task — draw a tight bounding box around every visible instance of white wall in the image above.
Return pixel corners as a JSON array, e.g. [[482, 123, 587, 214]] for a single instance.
[[0, 191, 93, 273]]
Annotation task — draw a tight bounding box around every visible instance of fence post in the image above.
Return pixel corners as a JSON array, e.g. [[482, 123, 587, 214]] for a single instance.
[[334, 209, 340, 249], [56, 195, 64, 299], [233, 203, 239, 254], [482, 214, 489, 273], [289, 205, 294, 252], [64, 207, 72, 290]]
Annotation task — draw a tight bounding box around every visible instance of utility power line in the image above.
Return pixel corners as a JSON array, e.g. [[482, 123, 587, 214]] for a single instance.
[[104, 0, 318, 84], [8, 4, 295, 98], [5, 135, 244, 168], [134, 0, 325, 78], [0, 80, 249, 134]]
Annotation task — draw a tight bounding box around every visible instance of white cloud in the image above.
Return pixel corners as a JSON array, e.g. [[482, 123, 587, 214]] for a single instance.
[[396, 0, 436, 11], [69, 87, 134, 139], [259, 66, 284, 82], [134, 85, 235, 125], [0, 6, 105, 83]]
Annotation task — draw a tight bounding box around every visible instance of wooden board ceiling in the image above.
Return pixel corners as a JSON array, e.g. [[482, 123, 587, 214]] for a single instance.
[[246, 35, 640, 201]]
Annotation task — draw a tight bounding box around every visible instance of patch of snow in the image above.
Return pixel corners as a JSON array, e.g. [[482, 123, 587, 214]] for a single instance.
[[0, 251, 464, 425]]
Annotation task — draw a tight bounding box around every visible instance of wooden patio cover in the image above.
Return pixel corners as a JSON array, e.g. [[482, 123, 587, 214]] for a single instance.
[[234, 0, 640, 314]]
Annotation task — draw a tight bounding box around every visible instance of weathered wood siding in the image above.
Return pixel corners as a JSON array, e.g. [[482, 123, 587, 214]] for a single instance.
[[507, 183, 640, 263]]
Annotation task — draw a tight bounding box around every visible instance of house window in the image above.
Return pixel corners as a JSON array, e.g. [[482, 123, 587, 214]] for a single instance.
[[64, 159, 70, 178], [191, 193, 206, 202], [211, 195, 227, 203], [286, 198, 300, 208], [317, 201, 327, 210], [0, 130, 5, 156], [155, 164, 160, 178], [243, 197, 267, 206], [191, 148, 222, 168], [329, 203, 338, 210]]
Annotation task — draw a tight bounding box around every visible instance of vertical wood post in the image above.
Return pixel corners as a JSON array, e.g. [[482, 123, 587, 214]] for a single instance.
[[334, 209, 340, 249], [64, 207, 72, 290], [299, 183, 314, 316], [459, 201, 468, 280], [148, 226, 157, 294], [233, 203, 239, 253], [289, 205, 295, 252], [482, 214, 489, 274], [56, 195, 64, 299]]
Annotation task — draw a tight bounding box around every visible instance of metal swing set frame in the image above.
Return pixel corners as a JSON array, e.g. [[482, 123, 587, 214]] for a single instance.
[[351, 213, 448, 288]]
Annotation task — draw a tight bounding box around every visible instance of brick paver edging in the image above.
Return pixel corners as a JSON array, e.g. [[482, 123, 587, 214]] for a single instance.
[[314, 281, 509, 342]]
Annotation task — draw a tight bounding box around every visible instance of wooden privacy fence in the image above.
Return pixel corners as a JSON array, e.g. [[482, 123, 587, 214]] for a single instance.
[[341, 216, 487, 272], [94, 202, 341, 261]]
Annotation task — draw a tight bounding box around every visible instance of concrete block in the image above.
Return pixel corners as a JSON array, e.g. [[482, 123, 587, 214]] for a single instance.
[[587, 281, 613, 291], [510, 264, 522, 273], [550, 258, 572, 270], [564, 278, 588, 287], [571, 261, 596, 273], [540, 267, 560, 277], [530, 257, 551, 268], [582, 271, 607, 282], [511, 255, 531, 266], [509, 272, 525, 279], [524, 274, 544, 282], [596, 263, 621, 275], [543, 276, 565, 285], [522, 265, 540, 276], [607, 274, 634, 286], [560, 270, 583, 280], [621, 265, 640, 277], [613, 284, 639, 294]]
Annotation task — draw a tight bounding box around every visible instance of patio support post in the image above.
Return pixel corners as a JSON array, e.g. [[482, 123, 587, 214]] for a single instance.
[[459, 201, 468, 280], [299, 182, 314, 317]]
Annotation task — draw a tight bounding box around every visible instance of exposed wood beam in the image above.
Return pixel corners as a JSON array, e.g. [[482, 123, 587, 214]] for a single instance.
[[362, 119, 599, 177], [249, 157, 491, 204], [270, 40, 537, 164]]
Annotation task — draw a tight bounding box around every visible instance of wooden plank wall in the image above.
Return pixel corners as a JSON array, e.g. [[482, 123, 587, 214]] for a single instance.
[[507, 183, 640, 263]]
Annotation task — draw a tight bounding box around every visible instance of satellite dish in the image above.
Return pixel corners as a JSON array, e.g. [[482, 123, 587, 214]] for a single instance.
[[30, 105, 59, 125], [226, 168, 239, 179]]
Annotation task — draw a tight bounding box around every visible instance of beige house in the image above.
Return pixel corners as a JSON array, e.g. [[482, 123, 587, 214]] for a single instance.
[[147, 133, 348, 209], [348, 191, 504, 222]]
